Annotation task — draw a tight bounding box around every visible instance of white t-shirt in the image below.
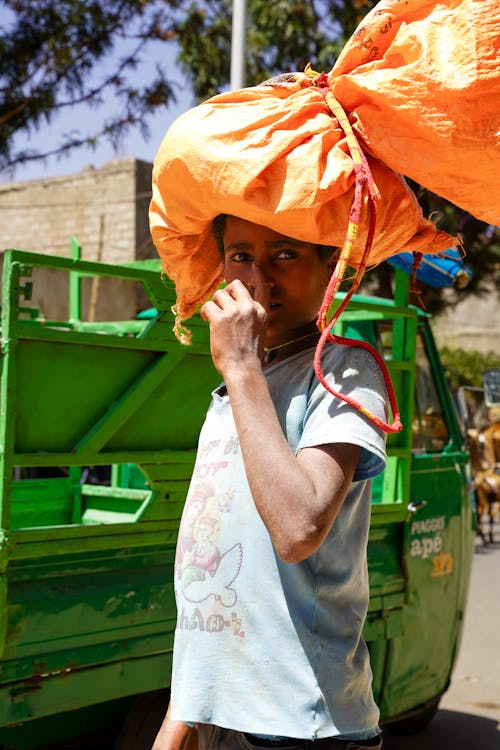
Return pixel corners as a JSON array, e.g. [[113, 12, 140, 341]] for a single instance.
[[171, 343, 388, 739]]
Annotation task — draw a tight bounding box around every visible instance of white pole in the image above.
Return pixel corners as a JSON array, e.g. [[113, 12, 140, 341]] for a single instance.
[[230, 0, 247, 90]]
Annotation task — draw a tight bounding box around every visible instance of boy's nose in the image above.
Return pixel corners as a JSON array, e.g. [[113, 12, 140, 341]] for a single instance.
[[246, 263, 273, 308], [250, 262, 275, 289]]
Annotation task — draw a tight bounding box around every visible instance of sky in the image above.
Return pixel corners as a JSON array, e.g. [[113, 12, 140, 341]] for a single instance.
[[1, 31, 197, 184], [13, 92, 194, 183]]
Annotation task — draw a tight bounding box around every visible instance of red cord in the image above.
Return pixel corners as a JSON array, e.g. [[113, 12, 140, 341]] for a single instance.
[[310, 73, 403, 434], [314, 326, 403, 435]]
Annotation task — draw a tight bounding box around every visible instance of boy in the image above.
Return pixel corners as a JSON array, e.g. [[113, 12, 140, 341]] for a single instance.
[[152, 214, 388, 750]]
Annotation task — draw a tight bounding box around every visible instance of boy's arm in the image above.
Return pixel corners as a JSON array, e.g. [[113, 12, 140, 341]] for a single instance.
[[225, 364, 359, 562], [152, 704, 198, 750], [201, 280, 361, 564]]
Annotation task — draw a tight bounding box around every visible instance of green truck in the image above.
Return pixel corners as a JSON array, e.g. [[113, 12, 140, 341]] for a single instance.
[[0, 247, 475, 749]]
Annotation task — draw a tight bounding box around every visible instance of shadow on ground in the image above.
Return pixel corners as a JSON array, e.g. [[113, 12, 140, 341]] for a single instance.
[[474, 541, 500, 555], [383, 709, 499, 750]]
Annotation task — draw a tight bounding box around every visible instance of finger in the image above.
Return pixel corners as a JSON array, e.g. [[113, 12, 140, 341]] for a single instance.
[[200, 299, 222, 322], [224, 278, 252, 301], [211, 286, 240, 310], [200, 301, 211, 322]]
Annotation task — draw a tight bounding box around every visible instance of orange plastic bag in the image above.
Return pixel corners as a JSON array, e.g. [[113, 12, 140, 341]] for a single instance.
[[330, 0, 500, 224], [150, 0, 500, 336]]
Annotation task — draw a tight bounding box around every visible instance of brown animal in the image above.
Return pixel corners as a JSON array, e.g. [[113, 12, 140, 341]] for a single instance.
[[482, 421, 500, 468], [474, 470, 500, 544], [467, 428, 489, 471], [467, 425, 500, 543]]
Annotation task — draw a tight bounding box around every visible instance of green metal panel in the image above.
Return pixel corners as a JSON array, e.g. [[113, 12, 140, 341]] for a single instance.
[[378, 452, 473, 721], [0, 249, 475, 742], [333, 285, 417, 511], [336, 281, 474, 724], [11, 478, 77, 528], [374, 311, 474, 723], [0, 249, 219, 736], [69, 236, 82, 322]]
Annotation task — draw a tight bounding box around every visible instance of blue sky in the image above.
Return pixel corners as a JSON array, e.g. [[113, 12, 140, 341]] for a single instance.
[[1, 31, 196, 184], [7, 102, 193, 183]]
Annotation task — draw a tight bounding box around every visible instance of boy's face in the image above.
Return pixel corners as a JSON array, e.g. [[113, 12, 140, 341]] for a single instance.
[[222, 216, 331, 345]]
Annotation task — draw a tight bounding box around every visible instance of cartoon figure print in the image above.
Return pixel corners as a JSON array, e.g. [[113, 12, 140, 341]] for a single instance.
[[175, 481, 213, 573], [185, 514, 221, 574], [176, 482, 242, 608]]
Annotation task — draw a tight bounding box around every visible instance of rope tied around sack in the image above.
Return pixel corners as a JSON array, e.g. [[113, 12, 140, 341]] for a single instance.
[[306, 64, 402, 434]]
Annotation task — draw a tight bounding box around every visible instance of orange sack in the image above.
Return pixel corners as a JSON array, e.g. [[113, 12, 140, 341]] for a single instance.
[[150, 0, 500, 336]]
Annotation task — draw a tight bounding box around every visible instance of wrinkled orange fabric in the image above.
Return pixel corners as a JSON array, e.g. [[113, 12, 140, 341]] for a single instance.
[[150, 0, 500, 337]]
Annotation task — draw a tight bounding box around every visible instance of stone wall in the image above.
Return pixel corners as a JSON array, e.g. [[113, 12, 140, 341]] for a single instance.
[[0, 158, 156, 321]]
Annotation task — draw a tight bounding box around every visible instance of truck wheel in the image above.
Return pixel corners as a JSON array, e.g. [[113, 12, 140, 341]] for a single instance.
[[382, 696, 440, 736], [114, 689, 170, 750]]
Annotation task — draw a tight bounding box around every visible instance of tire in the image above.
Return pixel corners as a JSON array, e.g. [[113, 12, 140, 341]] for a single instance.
[[114, 689, 170, 750], [382, 696, 441, 736]]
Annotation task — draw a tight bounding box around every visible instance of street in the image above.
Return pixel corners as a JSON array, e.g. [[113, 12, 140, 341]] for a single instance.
[[383, 523, 500, 750]]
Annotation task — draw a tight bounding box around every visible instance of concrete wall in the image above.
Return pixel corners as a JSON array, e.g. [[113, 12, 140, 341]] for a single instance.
[[432, 283, 500, 355], [0, 158, 157, 321]]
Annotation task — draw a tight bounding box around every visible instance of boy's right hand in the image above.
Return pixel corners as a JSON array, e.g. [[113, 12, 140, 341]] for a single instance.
[[200, 275, 270, 379]]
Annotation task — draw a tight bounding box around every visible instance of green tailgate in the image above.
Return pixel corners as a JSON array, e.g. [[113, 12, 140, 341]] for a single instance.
[[0, 250, 220, 734]]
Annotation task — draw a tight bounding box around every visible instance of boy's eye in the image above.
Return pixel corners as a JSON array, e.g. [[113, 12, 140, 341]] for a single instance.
[[228, 251, 252, 262], [277, 248, 298, 260]]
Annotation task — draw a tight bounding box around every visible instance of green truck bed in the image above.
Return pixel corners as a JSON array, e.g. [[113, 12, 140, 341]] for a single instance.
[[0, 249, 474, 749]]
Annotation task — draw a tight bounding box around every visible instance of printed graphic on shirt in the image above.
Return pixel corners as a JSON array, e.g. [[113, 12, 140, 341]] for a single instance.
[[176, 606, 245, 638], [183, 543, 243, 607], [175, 433, 244, 614]]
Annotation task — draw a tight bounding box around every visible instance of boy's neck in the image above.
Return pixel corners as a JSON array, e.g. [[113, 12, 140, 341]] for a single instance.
[[263, 323, 320, 366]]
